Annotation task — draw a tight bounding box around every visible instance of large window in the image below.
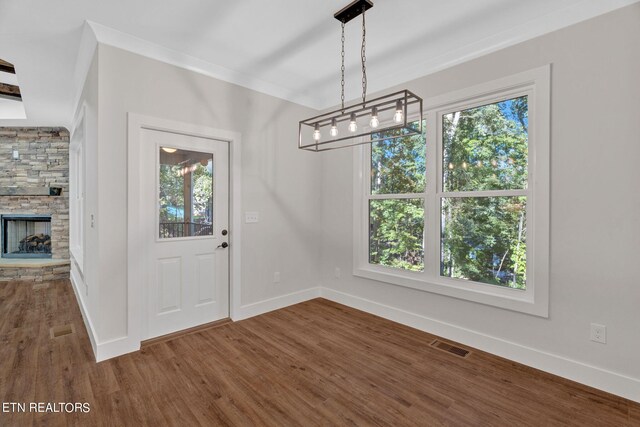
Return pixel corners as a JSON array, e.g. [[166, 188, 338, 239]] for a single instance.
[[354, 67, 550, 316]]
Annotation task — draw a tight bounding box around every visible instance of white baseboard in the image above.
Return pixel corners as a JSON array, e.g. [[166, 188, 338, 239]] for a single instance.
[[321, 287, 640, 403], [67, 275, 640, 401], [95, 336, 140, 362], [69, 266, 98, 360], [75, 286, 320, 362], [233, 287, 321, 321], [94, 287, 322, 361], [70, 263, 140, 362]]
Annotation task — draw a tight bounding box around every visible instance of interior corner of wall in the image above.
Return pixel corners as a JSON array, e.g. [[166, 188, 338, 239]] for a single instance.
[[70, 23, 99, 129], [69, 267, 99, 360]]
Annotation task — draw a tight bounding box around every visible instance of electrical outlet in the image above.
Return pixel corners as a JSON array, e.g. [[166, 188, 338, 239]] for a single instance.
[[245, 212, 259, 223], [334, 267, 341, 278], [590, 323, 606, 344], [273, 272, 280, 283]]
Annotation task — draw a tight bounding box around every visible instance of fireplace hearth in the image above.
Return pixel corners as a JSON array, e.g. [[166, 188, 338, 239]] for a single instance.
[[1, 214, 53, 258]]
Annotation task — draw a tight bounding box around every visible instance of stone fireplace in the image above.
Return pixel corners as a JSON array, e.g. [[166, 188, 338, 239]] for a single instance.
[[0, 127, 70, 282]]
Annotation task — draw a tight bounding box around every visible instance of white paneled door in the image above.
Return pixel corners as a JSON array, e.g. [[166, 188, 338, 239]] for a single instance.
[[141, 128, 229, 340]]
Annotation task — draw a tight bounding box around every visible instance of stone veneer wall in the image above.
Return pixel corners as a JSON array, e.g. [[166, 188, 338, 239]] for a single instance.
[[0, 265, 71, 282], [0, 127, 70, 281]]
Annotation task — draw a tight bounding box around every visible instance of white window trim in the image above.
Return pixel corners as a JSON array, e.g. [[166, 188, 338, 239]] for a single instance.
[[353, 65, 550, 317]]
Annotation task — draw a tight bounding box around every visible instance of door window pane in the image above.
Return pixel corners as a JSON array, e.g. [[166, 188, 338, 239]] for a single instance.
[[159, 147, 213, 238], [369, 198, 424, 271], [442, 96, 528, 192], [441, 196, 526, 289]]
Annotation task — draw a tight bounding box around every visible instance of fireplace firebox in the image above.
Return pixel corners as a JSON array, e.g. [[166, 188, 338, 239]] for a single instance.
[[1, 215, 53, 258]]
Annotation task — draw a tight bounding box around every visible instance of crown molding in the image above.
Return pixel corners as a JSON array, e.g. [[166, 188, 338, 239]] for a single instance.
[[85, 20, 323, 110], [69, 0, 638, 114]]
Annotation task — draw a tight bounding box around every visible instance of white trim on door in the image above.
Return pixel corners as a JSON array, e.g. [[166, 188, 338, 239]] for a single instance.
[[127, 113, 242, 354]]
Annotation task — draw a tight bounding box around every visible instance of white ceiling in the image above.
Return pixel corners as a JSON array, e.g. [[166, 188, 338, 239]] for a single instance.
[[0, 0, 637, 127]]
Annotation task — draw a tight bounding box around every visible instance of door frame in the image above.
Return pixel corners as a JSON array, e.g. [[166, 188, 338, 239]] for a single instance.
[[127, 113, 242, 349]]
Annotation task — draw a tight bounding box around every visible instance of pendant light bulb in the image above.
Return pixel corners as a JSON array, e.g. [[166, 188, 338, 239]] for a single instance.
[[370, 107, 379, 128], [330, 118, 339, 137], [349, 113, 358, 133], [313, 123, 321, 141], [394, 100, 404, 123]]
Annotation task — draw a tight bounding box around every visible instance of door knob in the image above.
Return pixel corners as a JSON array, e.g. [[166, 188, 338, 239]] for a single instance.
[[217, 242, 229, 249]]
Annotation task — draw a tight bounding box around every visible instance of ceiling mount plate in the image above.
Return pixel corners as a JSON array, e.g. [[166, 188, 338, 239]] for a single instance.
[[334, 0, 373, 24]]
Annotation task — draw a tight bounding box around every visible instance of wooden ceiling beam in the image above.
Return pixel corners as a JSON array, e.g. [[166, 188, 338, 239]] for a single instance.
[[0, 59, 16, 74], [0, 82, 22, 101]]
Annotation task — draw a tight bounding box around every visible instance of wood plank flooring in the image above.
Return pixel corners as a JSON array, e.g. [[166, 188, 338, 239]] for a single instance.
[[1, 279, 638, 426]]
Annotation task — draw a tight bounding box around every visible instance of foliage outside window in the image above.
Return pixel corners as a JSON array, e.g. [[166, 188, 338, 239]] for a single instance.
[[159, 147, 213, 238], [441, 96, 528, 289], [369, 128, 425, 271], [367, 98, 528, 290]]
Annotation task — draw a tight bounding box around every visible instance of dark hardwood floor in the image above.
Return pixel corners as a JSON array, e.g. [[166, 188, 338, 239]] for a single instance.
[[1, 280, 638, 426]]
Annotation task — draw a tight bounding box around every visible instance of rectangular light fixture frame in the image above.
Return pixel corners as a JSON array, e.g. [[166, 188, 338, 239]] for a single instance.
[[299, 89, 423, 152]]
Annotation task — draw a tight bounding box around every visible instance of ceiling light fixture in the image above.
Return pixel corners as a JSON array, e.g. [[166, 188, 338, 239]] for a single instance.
[[299, 0, 423, 152]]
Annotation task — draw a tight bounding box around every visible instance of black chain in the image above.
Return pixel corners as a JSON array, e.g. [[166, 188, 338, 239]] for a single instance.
[[338, 7, 368, 109], [361, 5, 367, 105], [341, 20, 345, 113]]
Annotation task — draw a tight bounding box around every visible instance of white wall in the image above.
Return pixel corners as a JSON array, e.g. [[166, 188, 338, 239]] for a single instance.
[[70, 49, 101, 357], [320, 4, 640, 400], [83, 44, 321, 347], [67, 2, 640, 400]]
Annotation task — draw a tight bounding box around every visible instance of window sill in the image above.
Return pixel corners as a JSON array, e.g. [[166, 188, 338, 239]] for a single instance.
[[353, 264, 548, 318]]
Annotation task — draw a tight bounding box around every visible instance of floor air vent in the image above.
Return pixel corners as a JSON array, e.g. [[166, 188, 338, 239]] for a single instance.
[[50, 324, 75, 339], [430, 339, 470, 358]]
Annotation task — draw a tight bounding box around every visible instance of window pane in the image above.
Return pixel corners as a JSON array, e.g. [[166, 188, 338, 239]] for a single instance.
[[371, 129, 425, 195], [441, 196, 526, 289], [442, 96, 528, 192], [159, 147, 213, 238], [369, 199, 424, 271]]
